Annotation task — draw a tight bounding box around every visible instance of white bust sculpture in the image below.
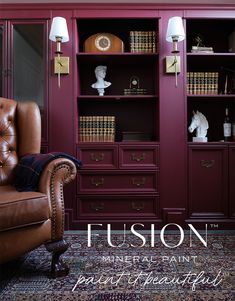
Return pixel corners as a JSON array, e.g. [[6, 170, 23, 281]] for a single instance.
[[91, 65, 111, 96]]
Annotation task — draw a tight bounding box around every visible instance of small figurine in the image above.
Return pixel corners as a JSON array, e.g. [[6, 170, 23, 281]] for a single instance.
[[188, 110, 209, 142], [91, 65, 111, 96]]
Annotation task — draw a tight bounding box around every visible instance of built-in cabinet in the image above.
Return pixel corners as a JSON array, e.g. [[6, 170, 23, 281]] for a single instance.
[[75, 17, 160, 227], [0, 4, 234, 229]]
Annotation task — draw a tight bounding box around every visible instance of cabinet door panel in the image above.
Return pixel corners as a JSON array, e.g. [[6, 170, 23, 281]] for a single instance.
[[188, 145, 228, 218]]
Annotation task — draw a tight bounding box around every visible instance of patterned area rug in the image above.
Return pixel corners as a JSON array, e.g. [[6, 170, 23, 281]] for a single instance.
[[0, 231, 234, 300]]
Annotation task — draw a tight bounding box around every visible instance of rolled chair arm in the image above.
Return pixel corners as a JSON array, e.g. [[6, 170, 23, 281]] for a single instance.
[[38, 158, 77, 241]]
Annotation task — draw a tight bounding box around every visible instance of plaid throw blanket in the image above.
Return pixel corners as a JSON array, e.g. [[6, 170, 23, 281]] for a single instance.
[[14, 152, 82, 192]]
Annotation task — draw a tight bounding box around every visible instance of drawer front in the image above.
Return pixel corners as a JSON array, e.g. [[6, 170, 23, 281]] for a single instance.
[[77, 145, 118, 169], [77, 195, 159, 218], [78, 171, 158, 193], [119, 144, 159, 169]]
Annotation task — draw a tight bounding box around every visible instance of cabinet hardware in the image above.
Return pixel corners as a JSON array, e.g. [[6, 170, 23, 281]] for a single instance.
[[90, 152, 104, 162], [131, 201, 145, 211], [91, 177, 104, 187], [201, 160, 215, 168], [132, 177, 146, 187], [131, 153, 145, 162], [91, 202, 104, 211]]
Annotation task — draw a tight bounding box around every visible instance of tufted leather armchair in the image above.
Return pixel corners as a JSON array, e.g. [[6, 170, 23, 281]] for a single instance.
[[0, 97, 77, 278]]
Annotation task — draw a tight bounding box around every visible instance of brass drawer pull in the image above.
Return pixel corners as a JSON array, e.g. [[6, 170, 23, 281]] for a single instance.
[[131, 201, 145, 211], [91, 177, 104, 187], [91, 202, 104, 212], [90, 152, 104, 162], [201, 160, 215, 168], [131, 153, 145, 162], [132, 177, 146, 187]]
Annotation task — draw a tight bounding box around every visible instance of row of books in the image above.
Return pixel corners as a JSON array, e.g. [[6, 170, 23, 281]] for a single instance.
[[129, 31, 156, 53], [187, 72, 219, 95], [79, 116, 115, 142]]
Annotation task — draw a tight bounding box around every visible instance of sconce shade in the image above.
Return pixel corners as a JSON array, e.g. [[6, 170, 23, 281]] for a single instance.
[[49, 17, 69, 43], [166, 16, 185, 42]]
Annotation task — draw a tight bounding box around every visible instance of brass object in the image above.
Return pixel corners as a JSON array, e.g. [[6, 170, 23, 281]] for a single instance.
[[131, 201, 145, 211], [54, 56, 70, 74], [91, 177, 104, 187], [90, 153, 104, 162], [131, 153, 146, 162], [165, 56, 180, 73], [91, 202, 104, 212], [201, 160, 215, 168], [132, 177, 146, 187], [124, 76, 147, 95]]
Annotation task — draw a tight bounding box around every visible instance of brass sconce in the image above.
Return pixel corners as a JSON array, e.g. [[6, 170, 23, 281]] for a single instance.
[[49, 17, 69, 88], [166, 16, 185, 87]]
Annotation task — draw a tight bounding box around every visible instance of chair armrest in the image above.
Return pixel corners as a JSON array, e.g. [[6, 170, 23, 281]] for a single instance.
[[38, 158, 77, 240]]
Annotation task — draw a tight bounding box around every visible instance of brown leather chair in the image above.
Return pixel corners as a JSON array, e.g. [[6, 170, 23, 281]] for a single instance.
[[0, 97, 77, 277]]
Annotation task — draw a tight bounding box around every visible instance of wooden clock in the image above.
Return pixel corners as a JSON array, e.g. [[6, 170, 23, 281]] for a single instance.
[[84, 33, 124, 53]]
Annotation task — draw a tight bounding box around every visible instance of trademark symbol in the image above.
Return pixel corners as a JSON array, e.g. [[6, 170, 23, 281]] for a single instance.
[[210, 224, 219, 229]]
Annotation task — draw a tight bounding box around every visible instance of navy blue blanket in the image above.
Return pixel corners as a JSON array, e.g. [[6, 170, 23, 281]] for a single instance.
[[14, 152, 82, 192]]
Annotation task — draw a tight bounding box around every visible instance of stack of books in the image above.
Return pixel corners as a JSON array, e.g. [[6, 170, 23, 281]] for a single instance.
[[191, 46, 214, 53], [187, 72, 219, 95], [79, 116, 115, 142], [129, 31, 156, 53]]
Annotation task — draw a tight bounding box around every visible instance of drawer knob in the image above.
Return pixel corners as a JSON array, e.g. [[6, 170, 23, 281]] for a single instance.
[[90, 152, 104, 162], [132, 201, 145, 211], [91, 177, 104, 187], [91, 202, 104, 211], [201, 159, 215, 168], [132, 177, 146, 187], [131, 153, 145, 162]]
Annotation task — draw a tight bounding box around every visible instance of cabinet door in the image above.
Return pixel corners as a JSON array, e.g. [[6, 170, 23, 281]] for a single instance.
[[229, 146, 235, 218], [188, 145, 228, 218], [0, 21, 48, 143]]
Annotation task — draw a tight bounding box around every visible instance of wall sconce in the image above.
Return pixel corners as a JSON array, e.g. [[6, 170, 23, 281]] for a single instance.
[[49, 16, 69, 88], [166, 16, 185, 87]]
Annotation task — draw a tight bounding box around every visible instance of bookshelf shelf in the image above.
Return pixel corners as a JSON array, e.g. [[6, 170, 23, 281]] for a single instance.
[[187, 94, 235, 98], [78, 95, 157, 100], [187, 53, 235, 56]]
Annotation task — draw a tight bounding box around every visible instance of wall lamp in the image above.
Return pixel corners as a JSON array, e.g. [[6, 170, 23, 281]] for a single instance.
[[49, 16, 69, 88], [166, 16, 185, 87]]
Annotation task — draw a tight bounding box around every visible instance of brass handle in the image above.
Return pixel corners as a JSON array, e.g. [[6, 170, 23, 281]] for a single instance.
[[201, 160, 215, 168], [91, 202, 104, 212], [132, 177, 146, 187], [131, 153, 146, 162], [91, 177, 104, 187], [132, 201, 145, 211], [90, 152, 104, 162]]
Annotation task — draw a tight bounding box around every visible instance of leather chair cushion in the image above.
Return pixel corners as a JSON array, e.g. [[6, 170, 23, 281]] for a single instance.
[[0, 185, 50, 231]]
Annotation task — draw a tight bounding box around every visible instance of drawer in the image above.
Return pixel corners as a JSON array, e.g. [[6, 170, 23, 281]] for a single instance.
[[77, 195, 159, 218], [119, 144, 159, 169], [78, 171, 158, 194], [77, 145, 118, 169]]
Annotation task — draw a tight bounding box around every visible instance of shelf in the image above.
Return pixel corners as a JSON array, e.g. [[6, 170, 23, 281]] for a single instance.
[[187, 53, 235, 56], [77, 52, 158, 56], [78, 95, 157, 100], [188, 141, 235, 145], [187, 94, 235, 98]]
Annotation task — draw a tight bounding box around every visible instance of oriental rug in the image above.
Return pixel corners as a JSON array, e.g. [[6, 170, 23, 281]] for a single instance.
[[0, 231, 234, 301]]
